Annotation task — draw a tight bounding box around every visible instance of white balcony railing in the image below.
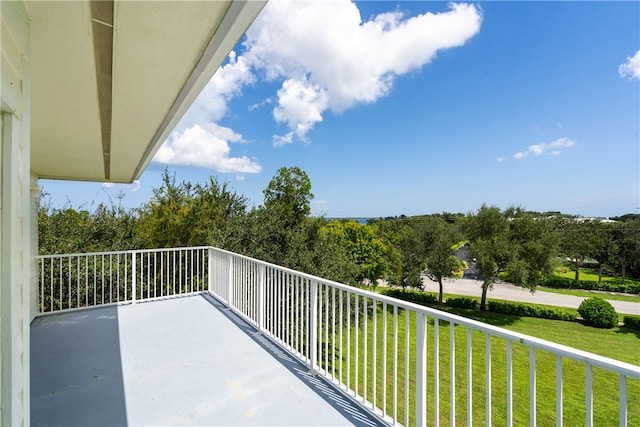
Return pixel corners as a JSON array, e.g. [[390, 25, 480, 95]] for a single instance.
[[37, 246, 640, 427]]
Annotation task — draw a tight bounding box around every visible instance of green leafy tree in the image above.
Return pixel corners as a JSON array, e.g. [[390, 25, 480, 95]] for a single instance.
[[38, 192, 140, 254], [423, 218, 462, 303], [465, 205, 557, 310], [136, 169, 248, 249], [263, 166, 313, 227], [395, 225, 425, 290], [592, 223, 618, 283], [320, 220, 389, 288], [612, 218, 640, 282], [559, 218, 598, 281], [249, 167, 314, 266]]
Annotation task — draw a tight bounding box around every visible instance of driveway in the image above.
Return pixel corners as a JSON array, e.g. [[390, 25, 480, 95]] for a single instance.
[[421, 277, 640, 315]]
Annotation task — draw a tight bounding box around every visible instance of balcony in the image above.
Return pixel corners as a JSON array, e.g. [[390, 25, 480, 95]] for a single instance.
[[34, 247, 640, 426]]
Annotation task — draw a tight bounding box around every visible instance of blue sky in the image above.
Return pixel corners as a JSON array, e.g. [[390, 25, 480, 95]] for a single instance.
[[42, 1, 640, 218]]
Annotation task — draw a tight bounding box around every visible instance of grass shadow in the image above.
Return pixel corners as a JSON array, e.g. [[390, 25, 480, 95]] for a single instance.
[[615, 327, 640, 339]]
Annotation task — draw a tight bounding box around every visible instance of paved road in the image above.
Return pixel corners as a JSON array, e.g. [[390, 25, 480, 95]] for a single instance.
[[421, 277, 640, 315]]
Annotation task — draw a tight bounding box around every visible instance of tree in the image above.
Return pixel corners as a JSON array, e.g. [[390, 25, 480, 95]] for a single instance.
[[559, 218, 597, 281], [395, 225, 425, 290], [248, 167, 315, 266], [263, 166, 313, 227], [611, 218, 640, 283], [136, 169, 248, 249], [320, 220, 389, 288], [464, 205, 557, 310], [423, 218, 462, 303], [592, 223, 618, 283]]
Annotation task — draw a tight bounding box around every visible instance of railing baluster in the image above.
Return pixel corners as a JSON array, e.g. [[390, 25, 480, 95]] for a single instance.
[[416, 311, 427, 427], [586, 362, 592, 427], [620, 374, 627, 427], [372, 298, 377, 409], [393, 304, 398, 424], [347, 291, 351, 391], [382, 301, 387, 419], [434, 317, 440, 427], [339, 289, 344, 384], [556, 355, 562, 427], [530, 347, 537, 427], [102, 254, 105, 304], [309, 280, 318, 373], [486, 333, 492, 427], [363, 296, 367, 403], [355, 294, 359, 397], [321, 282, 326, 366], [451, 321, 456, 426], [332, 286, 336, 381], [405, 310, 410, 427], [467, 328, 472, 427], [507, 340, 513, 427]]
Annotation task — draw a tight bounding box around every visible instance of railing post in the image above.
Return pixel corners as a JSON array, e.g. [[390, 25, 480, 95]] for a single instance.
[[258, 264, 265, 333], [131, 251, 137, 305], [227, 254, 234, 309], [416, 312, 427, 427], [207, 247, 213, 294], [309, 280, 318, 374]]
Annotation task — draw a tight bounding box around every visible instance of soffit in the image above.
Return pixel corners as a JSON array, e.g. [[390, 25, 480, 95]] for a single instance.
[[28, 0, 266, 183]]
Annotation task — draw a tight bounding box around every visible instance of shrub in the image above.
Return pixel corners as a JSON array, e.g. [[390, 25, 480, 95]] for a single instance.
[[487, 300, 575, 321], [543, 277, 640, 294], [577, 298, 618, 329], [623, 314, 640, 331], [446, 297, 478, 310], [382, 288, 439, 306]]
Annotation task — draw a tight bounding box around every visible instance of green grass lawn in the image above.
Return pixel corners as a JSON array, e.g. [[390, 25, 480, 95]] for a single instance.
[[315, 297, 640, 427], [538, 286, 640, 303], [554, 266, 640, 286]]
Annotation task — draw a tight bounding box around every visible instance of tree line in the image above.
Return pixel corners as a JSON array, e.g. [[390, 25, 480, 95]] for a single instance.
[[39, 167, 640, 310]]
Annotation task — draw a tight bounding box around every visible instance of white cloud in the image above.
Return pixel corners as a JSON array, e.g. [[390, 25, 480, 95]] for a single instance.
[[156, 1, 482, 163], [513, 137, 576, 160], [496, 157, 506, 162], [154, 124, 261, 173], [272, 77, 328, 144], [243, 0, 482, 142], [176, 51, 256, 129], [619, 50, 640, 80], [102, 180, 141, 193]]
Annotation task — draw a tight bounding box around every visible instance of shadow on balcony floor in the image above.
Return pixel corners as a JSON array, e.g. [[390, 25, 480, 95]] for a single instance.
[[31, 293, 386, 426]]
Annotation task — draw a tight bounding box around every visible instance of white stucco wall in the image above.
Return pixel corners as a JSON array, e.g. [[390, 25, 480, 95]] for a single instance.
[[1, 1, 32, 425]]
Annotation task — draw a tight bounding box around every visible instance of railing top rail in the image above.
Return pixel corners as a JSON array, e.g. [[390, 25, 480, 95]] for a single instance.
[[36, 246, 211, 260]]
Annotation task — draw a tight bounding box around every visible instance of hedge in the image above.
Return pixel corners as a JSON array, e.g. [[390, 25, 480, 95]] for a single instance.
[[381, 289, 576, 322], [382, 288, 439, 305], [488, 300, 575, 321], [543, 277, 640, 294], [623, 314, 640, 331], [446, 297, 478, 310]]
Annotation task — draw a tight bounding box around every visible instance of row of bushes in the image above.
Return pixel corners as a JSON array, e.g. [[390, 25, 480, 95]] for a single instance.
[[623, 314, 640, 331], [542, 277, 640, 294], [488, 300, 575, 321], [382, 288, 576, 322], [382, 289, 640, 330]]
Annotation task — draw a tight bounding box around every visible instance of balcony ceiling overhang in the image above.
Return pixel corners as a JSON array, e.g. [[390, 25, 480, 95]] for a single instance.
[[27, 0, 266, 183]]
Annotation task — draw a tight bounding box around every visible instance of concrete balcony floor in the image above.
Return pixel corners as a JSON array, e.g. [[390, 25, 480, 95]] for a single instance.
[[31, 294, 385, 426]]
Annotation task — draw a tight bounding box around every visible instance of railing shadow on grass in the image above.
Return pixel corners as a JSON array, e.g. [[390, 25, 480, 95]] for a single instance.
[[199, 292, 388, 427], [615, 326, 640, 339]]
